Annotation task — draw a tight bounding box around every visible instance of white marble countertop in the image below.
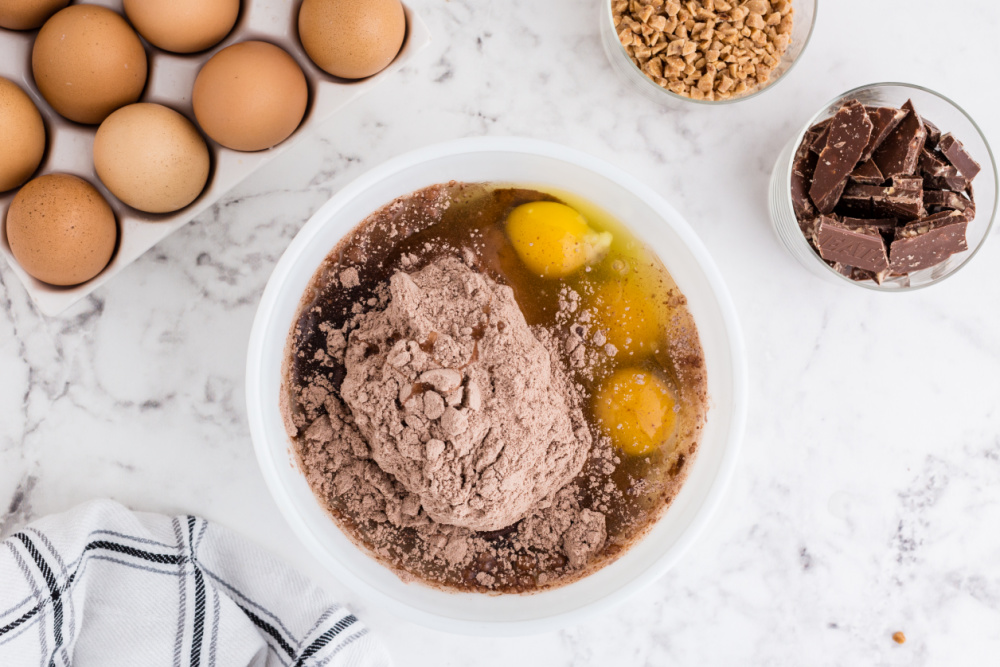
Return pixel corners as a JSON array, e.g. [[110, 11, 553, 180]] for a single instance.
[[3, 0, 999, 664]]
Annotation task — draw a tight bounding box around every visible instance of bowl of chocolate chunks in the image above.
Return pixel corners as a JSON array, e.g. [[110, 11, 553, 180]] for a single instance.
[[769, 82, 997, 290]]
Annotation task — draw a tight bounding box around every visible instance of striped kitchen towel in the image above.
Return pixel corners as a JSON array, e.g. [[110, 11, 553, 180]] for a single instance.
[[0, 500, 391, 667]]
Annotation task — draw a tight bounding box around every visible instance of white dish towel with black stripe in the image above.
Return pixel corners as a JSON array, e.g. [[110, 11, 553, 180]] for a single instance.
[[0, 500, 392, 667]]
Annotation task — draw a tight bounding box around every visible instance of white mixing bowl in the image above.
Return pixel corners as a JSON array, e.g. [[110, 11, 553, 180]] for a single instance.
[[246, 137, 748, 635]]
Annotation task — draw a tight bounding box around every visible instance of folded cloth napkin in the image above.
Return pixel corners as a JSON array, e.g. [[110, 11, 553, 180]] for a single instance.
[[0, 500, 391, 667]]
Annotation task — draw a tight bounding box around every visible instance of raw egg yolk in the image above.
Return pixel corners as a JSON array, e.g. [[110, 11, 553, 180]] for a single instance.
[[593, 368, 678, 457], [589, 278, 660, 358], [506, 201, 612, 278]]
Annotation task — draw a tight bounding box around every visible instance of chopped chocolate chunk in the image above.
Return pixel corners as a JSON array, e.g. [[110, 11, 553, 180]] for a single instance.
[[894, 210, 968, 238], [924, 190, 974, 213], [924, 118, 941, 147], [892, 176, 924, 193], [850, 160, 885, 185], [809, 101, 873, 214], [799, 216, 820, 239], [861, 106, 908, 162], [959, 194, 976, 220], [839, 177, 924, 221], [826, 261, 884, 283], [938, 133, 982, 181], [872, 100, 927, 179], [883, 176, 925, 220], [889, 210, 968, 273], [792, 137, 819, 220], [851, 266, 884, 284], [923, 167, 969, 192], [814, 216, 890, 273], [919, 148, 950, 177], [808, 119, 832, 155], [826, 260, 852, 277], [840, 216, 898, 234], [810, 117, 832, 131], [837, 184, 882, 216], [961, 195, 976, 220]]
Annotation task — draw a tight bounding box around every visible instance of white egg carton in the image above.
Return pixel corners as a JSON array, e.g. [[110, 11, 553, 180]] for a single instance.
[[0, 0, 429, 316]]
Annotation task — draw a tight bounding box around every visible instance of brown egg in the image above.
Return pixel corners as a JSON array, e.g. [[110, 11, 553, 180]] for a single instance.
[[0, 77, 46, 193], [94, 103, 210, 213], [123, 0, 240, 54], [6, 174, 118, 286], [193, 41, 308, 152], [32, 5, 148, 125], [0, 0, 69, 30], [298, 0, 405, 79]]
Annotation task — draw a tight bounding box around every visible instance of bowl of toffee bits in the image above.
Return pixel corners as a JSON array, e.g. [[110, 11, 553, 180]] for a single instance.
[[769, 83, 998, 291], [602, 0, 816, 104]]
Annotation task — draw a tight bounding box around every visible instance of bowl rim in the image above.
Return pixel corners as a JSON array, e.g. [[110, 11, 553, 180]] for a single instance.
[[601, 0, 819, 106], [245, 137, 748, 635], [783, 81, 999, 292]]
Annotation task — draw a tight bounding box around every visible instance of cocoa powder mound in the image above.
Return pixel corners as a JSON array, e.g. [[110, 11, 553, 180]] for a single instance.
[[340, 256, 593, 532]]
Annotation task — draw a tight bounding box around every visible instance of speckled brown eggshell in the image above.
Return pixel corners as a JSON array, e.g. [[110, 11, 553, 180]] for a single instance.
[[298, 0, 406, 80], [94, 103, 210, 213], [123, 0, 240, 54], [6, 173, 118, 286], [0, 0, 69, 30], [0, 77, 46, 193], [192, 41, 308, 152], [32, 5, 148, 125]]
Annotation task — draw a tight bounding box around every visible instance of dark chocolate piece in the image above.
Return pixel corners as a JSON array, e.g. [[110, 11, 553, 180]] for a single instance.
[[850, 160, 885, 185], [839, 177, 924, 221], [826, 260, 853, 277], [872, 100, 927, 179], [893, 176, 924, 190], [938, 133, 982, 181], [807, 118, 832, 154], [923, 167, 970, 192], [860, 106, 908, 162], [924, 190, 974, 214], [824, 260, 884, 284], [895, 209, 968, 234], [815, 216, 890, 273], [791, 137, 819, 221], [809, 101, 873, 214], [919, 148, 950, 177], [924, 118, 941, 147], [799, 216, 820, 240], [840, 216, 898, 234], [965, 196, 977, 220], [837, 184, 884, 216], [884, 177, 925, 220], [889, 210, 969, 273], [850, 266, 884, 284]]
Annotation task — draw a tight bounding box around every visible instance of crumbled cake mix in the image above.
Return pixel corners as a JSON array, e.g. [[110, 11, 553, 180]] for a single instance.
[[282, 183, 708, 593]]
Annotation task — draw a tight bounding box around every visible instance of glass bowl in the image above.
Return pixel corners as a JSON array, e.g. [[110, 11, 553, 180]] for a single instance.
[[600, 0, 817, 106], [768, 82, 998, 291]]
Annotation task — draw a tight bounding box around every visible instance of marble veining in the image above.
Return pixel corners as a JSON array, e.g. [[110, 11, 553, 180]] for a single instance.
[[2, 0, 999, 664]]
